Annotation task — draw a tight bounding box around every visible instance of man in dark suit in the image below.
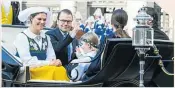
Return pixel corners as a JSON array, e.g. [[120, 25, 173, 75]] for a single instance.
[[143, 7, 172, 87], [144, 7, 169, 40], [46, 9, 80, 66]]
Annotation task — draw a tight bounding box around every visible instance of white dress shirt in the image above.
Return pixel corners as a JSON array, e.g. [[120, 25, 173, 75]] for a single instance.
[[14, 28, 56, 68]]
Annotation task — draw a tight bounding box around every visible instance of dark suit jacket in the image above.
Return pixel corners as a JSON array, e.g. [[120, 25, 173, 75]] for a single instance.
[[46, 28, 78, 66], [152, 29, 173, 87], [154, 29, 169, 40]]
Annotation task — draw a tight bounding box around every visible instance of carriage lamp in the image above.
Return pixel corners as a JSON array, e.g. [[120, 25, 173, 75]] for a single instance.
[[132, 7, 154, 87], [132, 7, 154, 47]]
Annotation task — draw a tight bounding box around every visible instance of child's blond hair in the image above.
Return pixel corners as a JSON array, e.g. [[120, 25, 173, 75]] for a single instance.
[[80, 32, 99, 48]]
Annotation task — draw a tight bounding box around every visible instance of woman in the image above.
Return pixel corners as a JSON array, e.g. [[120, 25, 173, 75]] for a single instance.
[[14, 7, 69, 81], [143, 7, 169, 40], [111, 9, 130, 38]]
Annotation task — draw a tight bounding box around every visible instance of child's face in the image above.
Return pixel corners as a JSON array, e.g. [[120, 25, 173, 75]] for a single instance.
[[76, 41, 91, 53]]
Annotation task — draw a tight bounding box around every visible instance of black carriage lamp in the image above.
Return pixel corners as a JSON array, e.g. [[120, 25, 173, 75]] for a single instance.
[[132, 7, 154, 87]]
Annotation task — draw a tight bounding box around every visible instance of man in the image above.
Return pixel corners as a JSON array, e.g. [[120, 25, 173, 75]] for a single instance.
[[144, 7, 169, 40], [143, 7, 172, 87], [46, 9, 80, 66]]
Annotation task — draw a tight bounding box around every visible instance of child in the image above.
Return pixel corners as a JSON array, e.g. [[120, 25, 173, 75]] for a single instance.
[[68, 32, 99, 81]]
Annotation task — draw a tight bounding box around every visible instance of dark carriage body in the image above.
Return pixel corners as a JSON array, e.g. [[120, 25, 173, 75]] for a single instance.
[[2, 25, 174, 87]]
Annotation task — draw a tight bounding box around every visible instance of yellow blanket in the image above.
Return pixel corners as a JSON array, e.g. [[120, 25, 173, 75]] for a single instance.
[[30, 66, 69, 81]]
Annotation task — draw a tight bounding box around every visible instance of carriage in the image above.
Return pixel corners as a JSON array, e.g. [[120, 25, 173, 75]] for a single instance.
[[2, 25, 174, 87]]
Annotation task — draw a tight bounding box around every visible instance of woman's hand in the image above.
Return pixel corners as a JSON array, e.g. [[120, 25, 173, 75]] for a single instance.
[[49, 59, 62, 66], [55, 59, 62, 66]]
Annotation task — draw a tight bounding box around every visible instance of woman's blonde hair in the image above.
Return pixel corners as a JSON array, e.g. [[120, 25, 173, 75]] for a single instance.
[[80, 32, 99, 48]]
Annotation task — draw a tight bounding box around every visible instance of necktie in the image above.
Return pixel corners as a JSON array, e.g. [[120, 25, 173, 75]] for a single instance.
[[63, 33, 67, 39]]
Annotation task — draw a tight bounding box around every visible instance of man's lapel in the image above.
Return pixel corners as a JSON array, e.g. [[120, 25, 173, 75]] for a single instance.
[[71, 39, 78, 61], [55, 28, 64, 40]]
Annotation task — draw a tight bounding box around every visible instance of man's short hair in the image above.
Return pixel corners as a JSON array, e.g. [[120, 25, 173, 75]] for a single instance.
[[57, 9, 73, 20]]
